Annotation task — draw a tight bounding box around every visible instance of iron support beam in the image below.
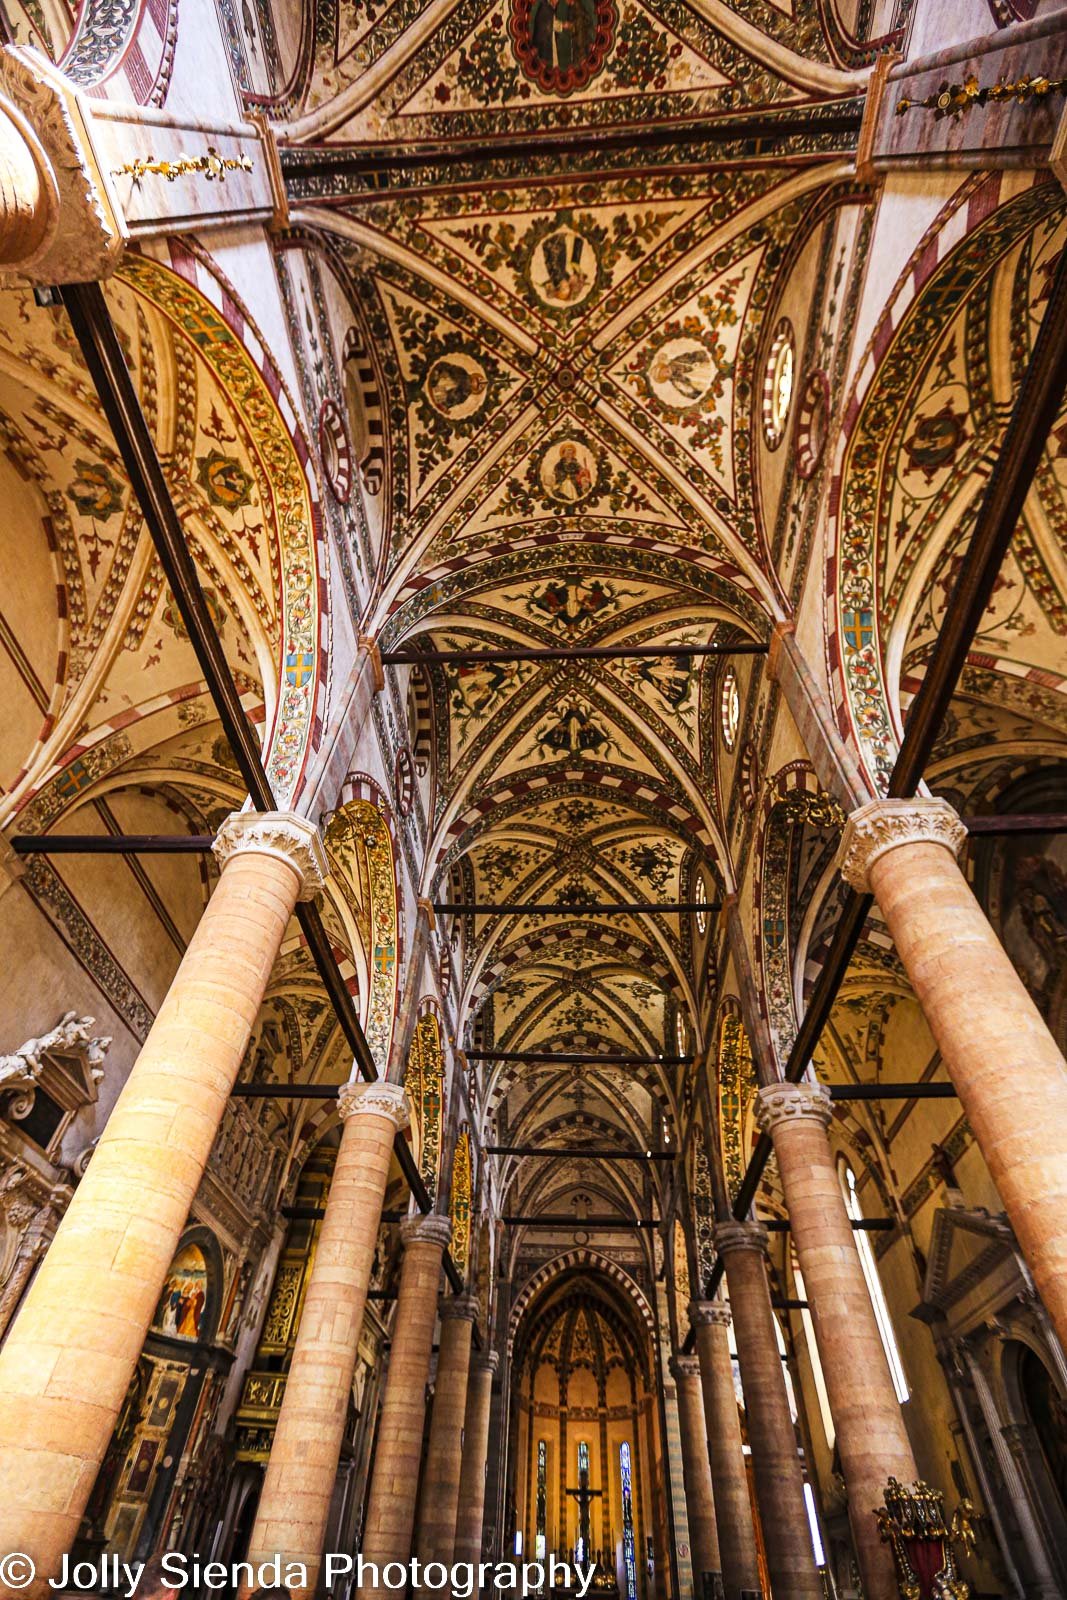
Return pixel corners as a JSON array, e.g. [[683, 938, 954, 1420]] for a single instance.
[[11, 834, 215, 854], [382, 643, 767, 666], [436, 902, 716, 914], [829, 1081, 957, 1101], [485, 1146, 675, 1160], [465, 1051, 691, 1064], [233, 1083, 340, 1099], [762, 1217, 894, 1232], [963, 814, 1067, 836], [59, 283, 466, 1296], [502, 1215, 659, 1229]]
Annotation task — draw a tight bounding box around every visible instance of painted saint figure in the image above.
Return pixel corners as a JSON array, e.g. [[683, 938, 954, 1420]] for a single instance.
[[551, 442, 593, 501], [427, 357, 487, 415], [529, 0, 596, 74]]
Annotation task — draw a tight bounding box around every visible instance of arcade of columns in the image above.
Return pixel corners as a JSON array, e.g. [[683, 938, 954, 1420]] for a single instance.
[[0, 6, 1065, 1600]]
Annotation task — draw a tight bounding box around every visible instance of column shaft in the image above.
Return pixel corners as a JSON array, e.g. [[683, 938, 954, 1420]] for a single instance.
[[415, 1298, 477, 1579], [840, 799, 1067, 1354], [671, 1357, 722, 1599], [453, 1352, 499, 1567], [689, 1304, 761, 1600], [0, 813, 323, 1583], [359, 1216, 451, 1592], [756, 1084, 914, 1600], [715, 1224, 821, 1600], [247, 1083, 409, 1596]]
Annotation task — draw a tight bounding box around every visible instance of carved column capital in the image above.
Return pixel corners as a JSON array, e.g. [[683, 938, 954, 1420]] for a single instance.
[[754, 1080, 833, 1134], [473, 1349, 500, 1376], [440, 1293, 479, 1322], [400, 1213, 452, 1250], [417, 896, 437, 934], [669, 1354, 702, 1382], [713, 1220, 769, 1259], [212, 810, 328, 899], [689, 1298, 732, 1331], [837, 797, 966, 893], [337, 1079, 410, 1131], [358, 633, 385, 693]]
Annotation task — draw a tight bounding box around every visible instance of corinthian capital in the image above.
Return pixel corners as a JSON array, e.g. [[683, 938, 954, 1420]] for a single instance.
[[689, 1299, 731, 1331], [213, 810, 328, 899], [755, 1080, 833, 1134], [337, 1080, 410, 1131], [713, 1220, 768, 1259], [400, 1213, 452, 1249], [837, 797, 966, 893]]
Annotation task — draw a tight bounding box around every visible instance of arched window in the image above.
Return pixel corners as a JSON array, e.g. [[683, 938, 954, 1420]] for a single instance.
[[536, 1439, 547, 1560], [840, 1160, 909, 1403]]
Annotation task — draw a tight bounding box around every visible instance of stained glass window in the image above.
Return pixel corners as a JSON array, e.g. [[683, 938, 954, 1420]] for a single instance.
[[620, 1442, 638, 1600], [536, 1439, 547, 1560]]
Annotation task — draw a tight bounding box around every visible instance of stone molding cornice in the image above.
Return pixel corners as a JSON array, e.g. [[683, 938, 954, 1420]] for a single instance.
[[401, 1212, 452, 1249], [669, 1354, 701, 1381], [440, 1293, 479, 1322], [212, 810, 328, 899], [689, 1299, 731, 1330], [337, 1079, 410, 1130], [755, 1080, 833, 1134], [713, 1220, 769, 1258], [837, 797, 966, 893]]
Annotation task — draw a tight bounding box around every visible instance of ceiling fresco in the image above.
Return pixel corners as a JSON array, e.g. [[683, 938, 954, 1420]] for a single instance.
[[264, 0, 888, 1235]]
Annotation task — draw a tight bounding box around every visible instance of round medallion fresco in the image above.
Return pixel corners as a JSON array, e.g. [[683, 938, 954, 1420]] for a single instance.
[[644, 334, 723, 413], [509, 0, 617, 95], [526, 221, 598, 311], [425, 353, 489, 421], [537, 435, 599, 505]]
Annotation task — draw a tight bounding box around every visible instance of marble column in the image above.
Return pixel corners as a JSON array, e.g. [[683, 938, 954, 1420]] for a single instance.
[[755, 1081, 915, 1600], [246, 1081, 410, 1597], [671, 1355, 722, 1600], [453, 1350, 500, 1567], [0, 812, 325, 1586], [416, 1295, 478, 1581], [839, 798, 1067, 1355], [0, 97, 55, 267], [714, 1222, 821, 1600], [688, 1301, 761, 1600], [359, 1215, 452, 1594]]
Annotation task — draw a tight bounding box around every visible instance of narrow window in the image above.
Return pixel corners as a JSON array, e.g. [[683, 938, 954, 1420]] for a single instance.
[[841, 1161, 909, 1402], [619, 1442, 638, 1600]]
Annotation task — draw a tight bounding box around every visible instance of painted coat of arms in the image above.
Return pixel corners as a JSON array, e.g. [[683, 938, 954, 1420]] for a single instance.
[[509, 0, 617, 94]]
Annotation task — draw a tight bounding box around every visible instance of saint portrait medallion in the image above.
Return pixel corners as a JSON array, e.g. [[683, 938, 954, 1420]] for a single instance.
[[509, 0, 617, 95], [644, 334, 722, 412], [424, 352, 490, 422], [537, 435, 600, 505]]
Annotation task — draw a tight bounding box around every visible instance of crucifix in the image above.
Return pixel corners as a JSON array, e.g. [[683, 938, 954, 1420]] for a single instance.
[[566, 1444, 602, 1565]]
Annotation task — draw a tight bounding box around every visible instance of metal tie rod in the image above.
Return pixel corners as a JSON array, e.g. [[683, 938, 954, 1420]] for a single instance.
[[829, 1082, 957, 1100], [381, 642, 768, 665], [503, 1215, 660, 1228], [435, 902, 716, 914], [485, 1146, 676, 1159], [465, 1051, 691, 1064]]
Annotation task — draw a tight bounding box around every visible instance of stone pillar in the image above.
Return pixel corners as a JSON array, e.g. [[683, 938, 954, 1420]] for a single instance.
[[755, 1081, 915, 1600], [688, 1302, 761, 1600], [839, 798, 1067, 1355], [714, 1222, 821, 1600], [454, 1350, 499, 1567], [359, 1215, 452, 1594], [671, 1355, 722, 1600], [246, 1081, 410, 1597], [0, 812, 325, 1585], [416, 1295, 478, 1580], [0, 95, 55, 267]]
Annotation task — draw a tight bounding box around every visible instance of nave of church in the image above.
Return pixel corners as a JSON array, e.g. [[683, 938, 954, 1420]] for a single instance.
[[0, 2, 1066, 1598]]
